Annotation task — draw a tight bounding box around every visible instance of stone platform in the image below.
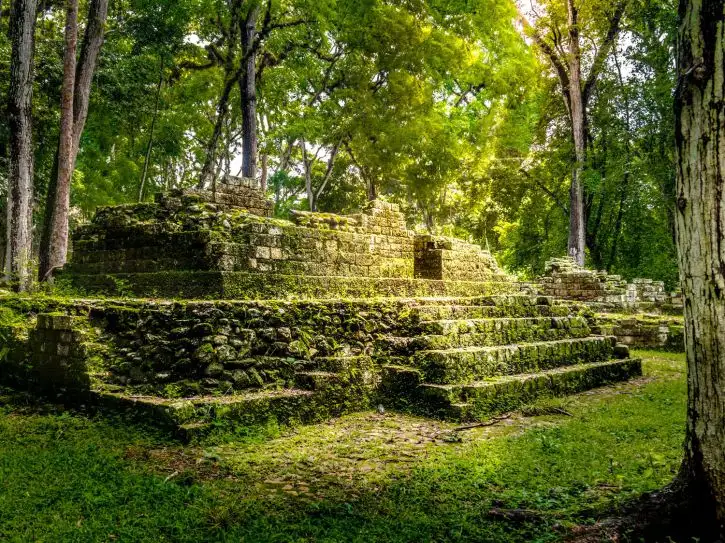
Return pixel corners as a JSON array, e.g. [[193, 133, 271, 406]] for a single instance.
[[535, 257, 685, 351], [0, 190, 642, 436], [0, 293, 640, 437], [61, 190, 513, 299]]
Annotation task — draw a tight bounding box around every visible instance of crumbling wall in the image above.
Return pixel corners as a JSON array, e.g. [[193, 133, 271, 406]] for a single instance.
[[538, 257, 682, 312], [592, 314, 685, 352], [189, 175, 273, 216], [414, 235, 501, 281], [66, 195, 507, 289]]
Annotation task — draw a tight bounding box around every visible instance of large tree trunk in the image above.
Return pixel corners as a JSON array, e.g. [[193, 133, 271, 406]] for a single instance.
[[239, 5, 258, 179], [5, 0, 37, 292], [567, 0, 586, 266], [39, 0, 78, 283], [38, 0, 108, 281], [674, 0, 725, 535]]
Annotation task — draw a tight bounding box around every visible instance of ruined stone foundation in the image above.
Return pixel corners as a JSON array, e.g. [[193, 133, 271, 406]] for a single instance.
[[536, 256, 684, 351], [0, 185, 642, 436]]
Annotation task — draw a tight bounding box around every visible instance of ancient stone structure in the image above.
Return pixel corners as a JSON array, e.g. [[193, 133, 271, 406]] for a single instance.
[[63, 186, 512, 299], [538, 257, 682, 311], [190, 175, 273, 216], [592, 314, 684, 352], [537, 256, 685, 351], [0, 185, 643, 436]]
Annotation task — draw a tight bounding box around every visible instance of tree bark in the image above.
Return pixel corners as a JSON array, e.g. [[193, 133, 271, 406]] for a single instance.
[[42, 0, 78, 283], [567, 0, 586, 266], [139, 58, 164, 202], [5, 0, 37, 291], [239, 5, 258, 179], [674, 0, 725, 535], [38, 0, 108, 281]]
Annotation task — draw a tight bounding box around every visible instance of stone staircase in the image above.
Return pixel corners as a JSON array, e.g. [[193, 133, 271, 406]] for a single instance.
[[6, 294, 641, 437], [378, 295, 641, 421]]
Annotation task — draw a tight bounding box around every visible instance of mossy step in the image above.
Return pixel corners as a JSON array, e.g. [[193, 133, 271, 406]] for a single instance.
[[294, 371, 343, 390], [409, 295, 561, 307], [410, 303, 577, 321], [296, 355, 374, 373], [419, 315, 590, 338], [421, 358, 642, 421], [412, 336, 618, 385], [65, 271, 524, 300], [94, 388, 315, 427]]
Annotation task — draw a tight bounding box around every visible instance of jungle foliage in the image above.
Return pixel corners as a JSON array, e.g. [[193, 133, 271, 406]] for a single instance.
[[0, 0, 678, 285]]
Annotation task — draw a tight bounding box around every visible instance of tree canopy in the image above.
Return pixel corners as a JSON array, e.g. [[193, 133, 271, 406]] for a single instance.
[[0, 0, 679, 287]]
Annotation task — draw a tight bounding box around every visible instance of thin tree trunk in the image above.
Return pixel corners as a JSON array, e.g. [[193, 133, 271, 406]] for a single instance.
[[71, 0, 108, 156], [139, 58, 164, 202], [199, 69, 236, 188], [301, 140, 316, 211], [38, 0, 108, 281], [608, 48, 632, 270], [260, 153, 268, 191], [5, 0, 37, 291], [674, 0, 725, 536], [239, 5, 258, 179], [567, 0, 586, 266]]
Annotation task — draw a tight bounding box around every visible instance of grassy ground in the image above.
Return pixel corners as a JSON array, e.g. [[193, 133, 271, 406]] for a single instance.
[[0, 351, 686, 542]]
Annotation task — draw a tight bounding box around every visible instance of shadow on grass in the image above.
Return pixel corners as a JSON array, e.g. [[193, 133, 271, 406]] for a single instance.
[[0, 352, 686, 542]]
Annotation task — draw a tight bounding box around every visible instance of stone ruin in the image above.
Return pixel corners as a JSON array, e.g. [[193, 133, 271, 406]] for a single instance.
[[0, 179, 642, 438], [537, 257, 684, 351]]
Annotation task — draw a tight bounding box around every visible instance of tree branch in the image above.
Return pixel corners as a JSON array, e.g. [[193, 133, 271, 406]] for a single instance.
[[520, 169, 569, 216], [518, 11, 572, 116], [582, 0, 629, 107]]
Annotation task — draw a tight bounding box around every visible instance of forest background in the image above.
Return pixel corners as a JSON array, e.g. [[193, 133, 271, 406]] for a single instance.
[[0, 0, 679, 287]]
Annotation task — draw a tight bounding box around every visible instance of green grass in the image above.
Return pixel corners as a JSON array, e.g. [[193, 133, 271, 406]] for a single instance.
[[0, 351, 686, 542]]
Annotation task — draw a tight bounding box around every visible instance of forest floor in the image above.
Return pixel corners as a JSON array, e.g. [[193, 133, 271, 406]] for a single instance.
[[0, 351, 685, 542]]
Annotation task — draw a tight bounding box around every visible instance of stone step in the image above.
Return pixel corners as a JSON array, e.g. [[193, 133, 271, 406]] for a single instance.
[[381, 316, 591, 354], [296, 355, 374, 373], [410, 300, 577, 321], [419, 358, 642, 421], [422, 315, 589, 339], [413, 336, 617, 384], [294, 371, 343, 390], [95, 388, 316, 427]]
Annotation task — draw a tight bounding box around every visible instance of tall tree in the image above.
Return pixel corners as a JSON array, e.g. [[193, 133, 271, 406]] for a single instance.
[[522, 0, 628, 266], [674, 0, 725, 534], [5, 0, 38, 291], [239, 3, 259, 179], [38, 0, 109, 281]]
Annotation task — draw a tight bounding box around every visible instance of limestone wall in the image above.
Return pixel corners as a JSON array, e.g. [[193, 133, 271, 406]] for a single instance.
[[414, 235, 501, 281], [189, 175, 273, 216], [538, 257, 682, 313], [66, 192, 510, 298]]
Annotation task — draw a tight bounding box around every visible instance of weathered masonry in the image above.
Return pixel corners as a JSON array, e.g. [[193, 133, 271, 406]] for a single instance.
[[537, 257, 684, 351], [1, 179, 642, 436]]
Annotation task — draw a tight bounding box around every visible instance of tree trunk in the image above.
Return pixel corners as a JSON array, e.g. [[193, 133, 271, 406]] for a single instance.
[[674, 0, 725, 536], [38, 0, 108, 281], [260, 153, 268, 192], [5, 0, 37, 291], [40, 0, 77, 283], [567, 0, 586, 266], [139, 59, 164, 202], [71, 0, 108, 156], [199, 71, 236, 188], [301, 141, 316, 212], [239, 5, 258, 179]]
